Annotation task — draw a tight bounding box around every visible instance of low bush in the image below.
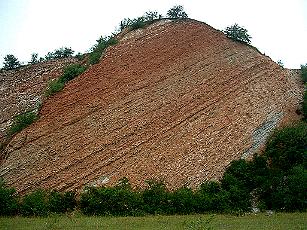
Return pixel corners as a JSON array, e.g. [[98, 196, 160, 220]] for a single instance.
[[45, 47, 74, 60], [303, 91, 307, 121], [169, 186, 196, 214], [21, 189, 48, 216], [45, 64, 86, 97], [224, 24, 252, 44], [80, 186, 143, 216], [59, 64, 87, 84], [264, 122, 307, 171], [45, 79, 65, 97], [48, 191, 76, 213], [142, 180, 171, 215], [8, 111, 37, 136], [0, 179, 19, 216], [89, 36, 117, 65]]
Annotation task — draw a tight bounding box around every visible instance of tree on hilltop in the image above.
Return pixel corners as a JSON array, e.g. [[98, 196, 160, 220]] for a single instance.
[[28, 53, 39, 64], [3, 54, 21, 70], [167, 5, 188, 19], [223, 24, 252, 44]]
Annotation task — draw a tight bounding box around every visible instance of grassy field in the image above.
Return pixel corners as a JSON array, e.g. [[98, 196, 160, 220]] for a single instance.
[[0, 212, 306, 230]]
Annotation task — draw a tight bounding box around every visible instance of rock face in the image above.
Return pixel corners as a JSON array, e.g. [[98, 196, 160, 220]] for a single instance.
[[0, 19, 303, 194], [0, 58, 78, 143]]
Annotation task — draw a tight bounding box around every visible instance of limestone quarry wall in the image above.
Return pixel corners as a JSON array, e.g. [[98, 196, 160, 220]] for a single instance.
[[0, 20, 303, 193]]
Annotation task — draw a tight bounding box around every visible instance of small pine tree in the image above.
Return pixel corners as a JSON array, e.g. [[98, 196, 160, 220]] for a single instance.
[[3, 54, 21, 70], [224, 24, 252, 44], [29, 53, 39, 64], [167, 5, 188, 19]]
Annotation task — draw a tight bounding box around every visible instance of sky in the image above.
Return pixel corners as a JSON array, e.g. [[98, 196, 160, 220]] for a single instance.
[[0, 0, 306, 69]]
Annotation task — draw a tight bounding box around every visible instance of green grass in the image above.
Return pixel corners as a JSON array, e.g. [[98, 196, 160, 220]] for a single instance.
[[0, 213, 306, 230]]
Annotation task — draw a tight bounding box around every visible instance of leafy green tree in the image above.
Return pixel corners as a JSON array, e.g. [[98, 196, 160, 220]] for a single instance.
[[3, 54, 21, 70], [224, 24, 252, 44], [0, 178, 19, 216], [277, 60, 284, 68], [144, 11, 161, 21], [45, 47, 74, 60], [265, 122, 307, 171], [167, 5, 188, 19], [28, 53, 39, 64]]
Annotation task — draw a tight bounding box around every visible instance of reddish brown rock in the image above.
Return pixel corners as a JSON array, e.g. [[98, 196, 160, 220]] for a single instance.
[[0, 19, 303, 194]]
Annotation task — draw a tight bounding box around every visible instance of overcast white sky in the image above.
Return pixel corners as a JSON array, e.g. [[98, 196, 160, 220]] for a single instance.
[[0, 0, 306, 68]]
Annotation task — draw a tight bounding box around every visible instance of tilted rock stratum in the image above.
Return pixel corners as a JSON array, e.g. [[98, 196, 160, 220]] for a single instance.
[[0, 19, 303, 193], [0, 57, 79, 144]]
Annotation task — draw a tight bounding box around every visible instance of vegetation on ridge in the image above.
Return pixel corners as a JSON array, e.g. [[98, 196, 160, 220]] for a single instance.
[[7, 111, 38, 136], [45, 64, 87, 97], [223, 23, 252, 44]]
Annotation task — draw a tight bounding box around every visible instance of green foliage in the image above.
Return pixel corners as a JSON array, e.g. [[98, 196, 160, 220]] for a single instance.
[[89, 36, 118, 65], [277, 60, 284, 68], [142, 180, 170, 214], [48, 191, 76, 213], [8, 111, 37, 136], [28, 53, 39, 64], [169, 186, 196, 214], [45, 47, 74, 60], [303, 91, 307, 121], [224, 24, 252, 44], [0, 178, 19, 216], [119, 11, 161, 31], [143, 11, 161, 22], [3, 54, 21, 70], [21, 189, 48, 216], [167, 5, 188, 19], [45, 64, 86, 97], [45, 79, 65, 97], [265, 122, 307, 171], [301, 64, 307, 84], [80, 184, 143, 216], [59, 64, 87, 83]]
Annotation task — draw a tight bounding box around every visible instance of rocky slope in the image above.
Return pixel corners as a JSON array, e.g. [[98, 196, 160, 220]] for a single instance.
[[0, 58, 79, 144], [0, 19, 303, 193]]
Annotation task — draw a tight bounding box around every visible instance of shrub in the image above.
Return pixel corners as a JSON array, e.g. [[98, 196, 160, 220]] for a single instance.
[[28, 53, 39, 65], [8, 111, 37, 135], [264, 122, 307, 171], [3, 54, 21, 70], [303, 91, 307, 121], [167, 5, 188, 19], [45, 47, 74, 60], [301, 64, 307, 84], [59, 64, 87, 84], [48, 191, 76, 213], [0, 178, 19, 216], [143, 11, 161, 22], [277, 60, 284, 68], [196, 181, 230, 213], [169, 186, 196, 214], [45, 79, 65, 97], [89, 36, 118, 65], [224, 24, 252, 44], [142, 180, 170, 214], [130, 17, 147, 30], [80, 186, 142, 216], [21, 189, 48, 216]]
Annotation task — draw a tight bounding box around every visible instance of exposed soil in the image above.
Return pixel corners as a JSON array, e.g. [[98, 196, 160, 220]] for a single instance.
[[0, 19, 303, 194]]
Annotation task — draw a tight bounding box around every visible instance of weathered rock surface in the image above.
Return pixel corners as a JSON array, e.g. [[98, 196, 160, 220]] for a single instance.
[[0, 58, 78, 143], [0, 19, 303, 193]]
